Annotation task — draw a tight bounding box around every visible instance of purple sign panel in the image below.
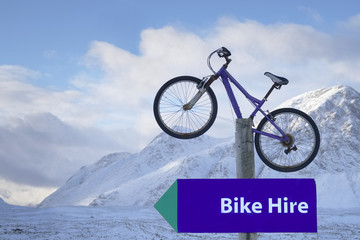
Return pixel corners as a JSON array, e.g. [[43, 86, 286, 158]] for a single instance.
[[177, 178, 317, 233]]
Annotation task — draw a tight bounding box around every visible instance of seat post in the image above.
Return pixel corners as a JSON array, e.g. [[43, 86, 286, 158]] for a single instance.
[[264, 83, 279, 100]]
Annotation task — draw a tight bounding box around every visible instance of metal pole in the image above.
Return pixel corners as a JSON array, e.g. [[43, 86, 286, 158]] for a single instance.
[[235, 118, 258, 240]]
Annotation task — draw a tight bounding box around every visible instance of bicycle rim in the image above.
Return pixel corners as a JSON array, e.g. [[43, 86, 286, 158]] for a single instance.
[[155, 78, 217, 138], [256, 109, 319, 171]]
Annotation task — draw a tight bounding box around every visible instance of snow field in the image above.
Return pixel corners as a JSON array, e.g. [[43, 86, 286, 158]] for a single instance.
[[1, 203, 360, 239]]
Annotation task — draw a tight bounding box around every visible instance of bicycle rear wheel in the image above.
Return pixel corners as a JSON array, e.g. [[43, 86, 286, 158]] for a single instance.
[[153, 76, 218, 139], [254, 108, 320, 172]]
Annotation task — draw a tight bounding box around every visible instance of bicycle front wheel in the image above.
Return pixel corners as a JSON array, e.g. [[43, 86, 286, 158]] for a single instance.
[[254, 108, 320, 172], [153, 76, 218, 139]]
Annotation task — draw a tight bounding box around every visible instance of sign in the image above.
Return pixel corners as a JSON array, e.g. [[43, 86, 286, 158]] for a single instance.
[[154, 178, 317, 233]]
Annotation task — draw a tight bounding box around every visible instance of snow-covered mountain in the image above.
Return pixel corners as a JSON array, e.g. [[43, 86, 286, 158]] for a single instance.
[[0, 197, 7, 206], [40, 134, 235, 207], [40, 85, 360, 209]]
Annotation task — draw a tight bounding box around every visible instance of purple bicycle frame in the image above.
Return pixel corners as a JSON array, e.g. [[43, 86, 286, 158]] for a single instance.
[[216, 65, 290, 143]]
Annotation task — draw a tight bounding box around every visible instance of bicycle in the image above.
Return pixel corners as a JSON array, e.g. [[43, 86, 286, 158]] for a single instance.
[[153, 47, 320, 172]]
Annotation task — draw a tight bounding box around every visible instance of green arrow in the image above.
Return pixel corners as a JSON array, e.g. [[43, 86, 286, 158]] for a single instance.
[[154, 180, 178, 232]]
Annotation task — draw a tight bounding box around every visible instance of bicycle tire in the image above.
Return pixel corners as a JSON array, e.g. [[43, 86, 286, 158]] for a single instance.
[[153, 76, 218, 139], [254, 108, 320, 172]]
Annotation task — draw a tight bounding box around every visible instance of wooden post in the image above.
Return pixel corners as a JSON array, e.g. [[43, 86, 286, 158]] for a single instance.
[[235, 118, 258, 240]]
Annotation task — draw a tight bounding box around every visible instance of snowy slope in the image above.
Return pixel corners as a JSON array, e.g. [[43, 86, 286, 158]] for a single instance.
[[40, 152, 133, 206], [90, 137, 237, 206], [40, 134, 234, 207], [40, 85, 360, 209], [0, 197, 7, 206]]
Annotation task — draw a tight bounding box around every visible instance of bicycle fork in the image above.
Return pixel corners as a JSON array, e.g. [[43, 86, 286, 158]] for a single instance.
[[183, 75, 218, 111], [183, 90, 204, 110]]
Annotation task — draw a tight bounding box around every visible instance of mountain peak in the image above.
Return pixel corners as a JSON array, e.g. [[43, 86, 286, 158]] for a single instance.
[[278, 84, 360, 114]]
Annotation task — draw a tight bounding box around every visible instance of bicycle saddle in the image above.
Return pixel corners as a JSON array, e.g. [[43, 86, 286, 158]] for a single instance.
[[264, 72, 289, 85]]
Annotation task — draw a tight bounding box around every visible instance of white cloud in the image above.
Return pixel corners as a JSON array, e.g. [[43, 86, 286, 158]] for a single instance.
[[0, 113, 122, 187], [0, 178, 55, 206], [298, 6, 324, 24], [0, 65, 41, 82], [42, 50, 58, 60], [0, 65, 82, 121], [338, 14, 360, 31]]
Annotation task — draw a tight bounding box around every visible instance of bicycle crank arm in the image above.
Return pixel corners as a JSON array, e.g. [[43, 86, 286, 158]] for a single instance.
[[285, 145, 298, 155]]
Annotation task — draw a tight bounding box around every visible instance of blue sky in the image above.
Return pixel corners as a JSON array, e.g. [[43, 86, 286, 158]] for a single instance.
[[0, 0, 360, 205]]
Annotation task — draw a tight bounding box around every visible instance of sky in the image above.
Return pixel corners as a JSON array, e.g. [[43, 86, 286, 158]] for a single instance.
[[0, 0, 360, 205]]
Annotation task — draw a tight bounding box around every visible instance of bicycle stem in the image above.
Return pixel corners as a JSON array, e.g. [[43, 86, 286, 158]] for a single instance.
[[223, 56, 232, 68]]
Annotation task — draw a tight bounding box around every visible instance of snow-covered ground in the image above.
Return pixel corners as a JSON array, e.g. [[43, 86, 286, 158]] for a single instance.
[[1, 201, 360, 240]]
